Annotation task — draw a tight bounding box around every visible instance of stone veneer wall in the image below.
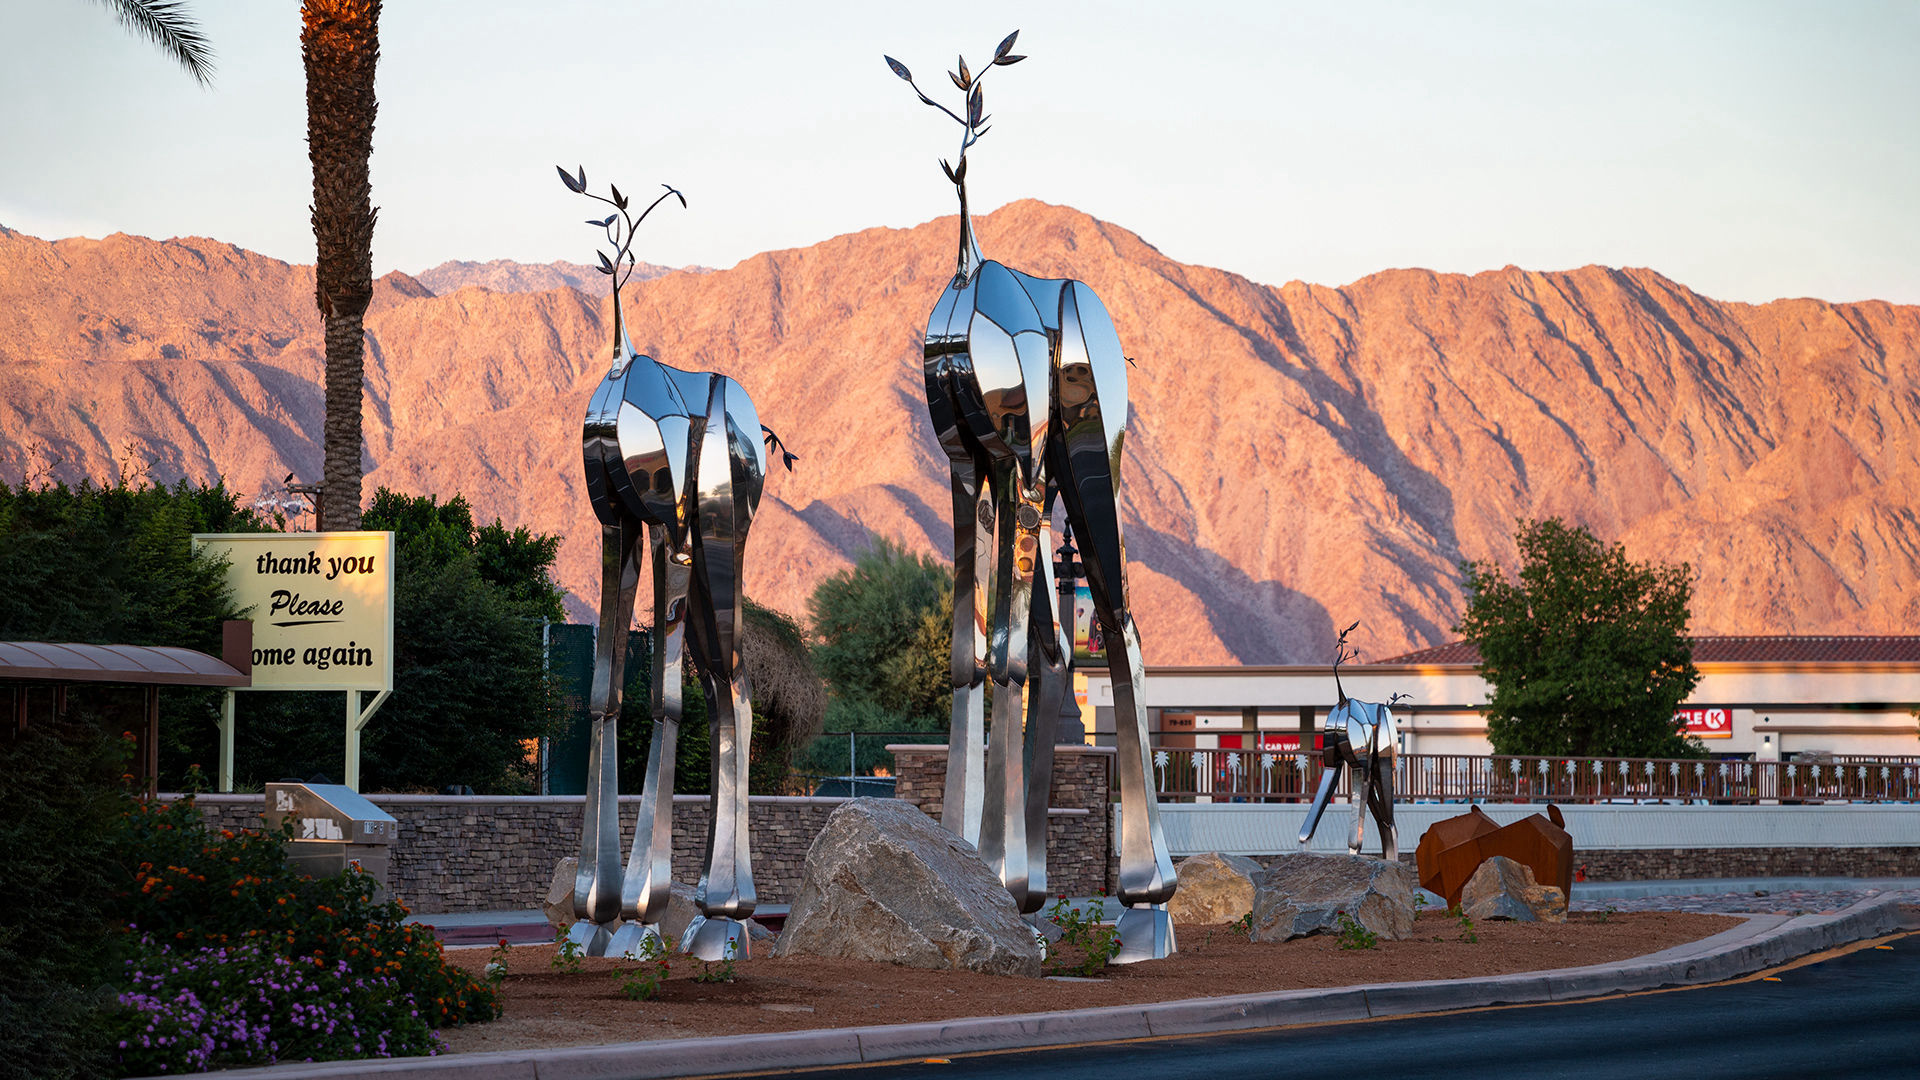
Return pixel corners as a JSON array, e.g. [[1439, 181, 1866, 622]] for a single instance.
[[1573, 847, 1920, 880], [179, 793, 848, 914], [889, 743, 1116, 897]]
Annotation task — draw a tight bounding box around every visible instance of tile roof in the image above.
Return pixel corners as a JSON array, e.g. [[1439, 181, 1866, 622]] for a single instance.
[[1372, 635, 1920, 666]]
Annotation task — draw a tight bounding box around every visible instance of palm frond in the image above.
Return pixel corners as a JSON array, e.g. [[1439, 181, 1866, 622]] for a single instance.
[[97, 0, 216, 86]]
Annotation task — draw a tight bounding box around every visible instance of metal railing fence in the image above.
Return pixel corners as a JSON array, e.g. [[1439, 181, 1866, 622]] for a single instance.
[[1151, 748, 1920, 804]]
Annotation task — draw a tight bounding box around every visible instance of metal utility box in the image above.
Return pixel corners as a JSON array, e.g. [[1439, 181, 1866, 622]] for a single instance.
[[264, 782, 398, 892]]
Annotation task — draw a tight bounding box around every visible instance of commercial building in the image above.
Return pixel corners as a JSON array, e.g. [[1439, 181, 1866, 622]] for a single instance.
[[1082, 636, 1920, 761]]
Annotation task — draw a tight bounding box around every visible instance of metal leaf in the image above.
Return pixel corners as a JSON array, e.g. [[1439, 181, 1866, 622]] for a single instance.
[[585, 219, 605, 227], [884, 55, 912, 81], [957, 54, 971, 87], [557, 164, 584, 193], [940, 158, 958, 184], [968, 85, 983, 126], [611, 184, 628, 210], [576, 165, 587, 191], [995, 30, 1019, 59], [995, 54, 1026, 66], [664, 183, 687, 209], [597, 250, 614, 272], [955, 156, 967, 182], [596, 264, 614, 276], [949, 69, 966, 91]]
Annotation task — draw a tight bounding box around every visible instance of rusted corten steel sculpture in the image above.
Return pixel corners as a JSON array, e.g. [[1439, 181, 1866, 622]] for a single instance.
[[561, 166, 795, 963], [885, 31, 1178, 962], [1415, 804, 1575, 909]]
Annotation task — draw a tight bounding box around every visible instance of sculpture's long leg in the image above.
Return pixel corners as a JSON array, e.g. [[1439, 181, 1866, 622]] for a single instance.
[[1350, 755, 1373, 856], [1369, 757, 1398, 860], [979, 464, 1043, 906], [607, 526, 692, 959], [1017, 518, 1068, 915], [681, 381, 759, 961], [571, 515, 643, 955], [934, 399, 991, 845], [1299, 753, 1345, 849]]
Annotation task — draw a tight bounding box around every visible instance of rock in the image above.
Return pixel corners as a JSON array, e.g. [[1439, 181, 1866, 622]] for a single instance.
[[1249, 853, 1417, 942], [1167, 852, 1264, 925], [774, 798, 1043, 977], [542, 857, 578, 931], [1460, 856, 1567, 923]]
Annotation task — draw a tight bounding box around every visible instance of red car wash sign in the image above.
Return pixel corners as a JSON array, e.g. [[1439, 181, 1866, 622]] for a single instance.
[[1676, 707, 1732, 739]]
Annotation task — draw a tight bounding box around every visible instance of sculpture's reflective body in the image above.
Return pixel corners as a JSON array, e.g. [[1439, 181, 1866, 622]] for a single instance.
[[561, 169, 776, 962], [889, 34, 1176, 961], [1299, 622, 1401, 859]]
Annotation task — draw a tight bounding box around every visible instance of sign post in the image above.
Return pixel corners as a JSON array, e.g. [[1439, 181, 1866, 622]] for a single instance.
[[193, 532, 396, 791]]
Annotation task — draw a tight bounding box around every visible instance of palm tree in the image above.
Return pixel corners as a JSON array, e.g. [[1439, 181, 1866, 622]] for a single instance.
[[301, 0, 380, 530], [92, 0, 216, 85]]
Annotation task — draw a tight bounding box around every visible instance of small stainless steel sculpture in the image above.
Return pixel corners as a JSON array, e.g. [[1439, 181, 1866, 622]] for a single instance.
[[1300, 621, 1402, 859], [886, 33, 1177, 961], [560, 165, 791, 962]]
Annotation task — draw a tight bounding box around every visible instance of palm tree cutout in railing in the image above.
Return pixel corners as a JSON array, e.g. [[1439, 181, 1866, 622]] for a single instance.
[[887, 32, 1177, 962], [561, 165, 793, 963], [1299, 621, 1404, 859]]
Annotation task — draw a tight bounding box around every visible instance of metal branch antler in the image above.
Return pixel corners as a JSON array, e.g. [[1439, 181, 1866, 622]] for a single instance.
[[884, 30, 1025, 179], [1332, 619, 1361, 705], [555, 164, 686, 294]]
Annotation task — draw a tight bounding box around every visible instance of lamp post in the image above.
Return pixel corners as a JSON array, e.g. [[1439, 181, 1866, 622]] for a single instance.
[[1054, 535, 1086, 745]]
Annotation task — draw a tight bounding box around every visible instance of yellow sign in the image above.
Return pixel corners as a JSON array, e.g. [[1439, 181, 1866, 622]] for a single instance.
[[193, 532, 394, 692]]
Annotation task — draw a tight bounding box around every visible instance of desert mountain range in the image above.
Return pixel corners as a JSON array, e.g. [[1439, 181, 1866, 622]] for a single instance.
[[2, 204, 1916, 664], [413, 257, 702, 297]]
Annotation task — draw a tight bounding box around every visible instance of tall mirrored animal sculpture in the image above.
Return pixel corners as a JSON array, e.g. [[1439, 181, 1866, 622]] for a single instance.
[[1299, 621, 1402, 859], [886, 32, 1177, 962], [559, 165, 791, 962]]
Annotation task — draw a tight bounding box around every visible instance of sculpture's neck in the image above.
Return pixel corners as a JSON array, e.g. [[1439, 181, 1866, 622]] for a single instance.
[[610, 284, 637, 374], [953, 177, 982, 287]]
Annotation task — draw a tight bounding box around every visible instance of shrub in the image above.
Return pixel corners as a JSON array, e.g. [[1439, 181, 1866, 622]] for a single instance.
[[0, 720, 133, 1080], [104, 796, 497, 1074], [105, 938, 439, 1074]]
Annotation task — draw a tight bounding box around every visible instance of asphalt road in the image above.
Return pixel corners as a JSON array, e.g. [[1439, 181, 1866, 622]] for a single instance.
[[765, 933, 1920, 1080]]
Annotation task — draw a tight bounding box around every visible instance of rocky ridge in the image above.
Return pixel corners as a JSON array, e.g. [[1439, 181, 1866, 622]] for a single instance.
[[2, 204, 1916, 663]]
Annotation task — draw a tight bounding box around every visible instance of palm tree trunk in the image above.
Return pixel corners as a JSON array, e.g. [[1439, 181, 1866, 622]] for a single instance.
[[302, 0, 381, 531]]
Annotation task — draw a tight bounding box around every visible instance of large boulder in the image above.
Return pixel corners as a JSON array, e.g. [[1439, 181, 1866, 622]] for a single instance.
[[774, 798, 1043, 977], [1167, 852, 1264, 925], [1249, 853, 1418, 942], [542, 856, 578, 930], [1460, 856, 1567, 923]]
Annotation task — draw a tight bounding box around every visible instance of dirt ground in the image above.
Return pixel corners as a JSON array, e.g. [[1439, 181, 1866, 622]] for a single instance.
[[441, 910, 1739, 1053]]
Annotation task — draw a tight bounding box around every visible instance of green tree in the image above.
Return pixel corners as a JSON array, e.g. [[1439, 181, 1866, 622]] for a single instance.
[[803, 537, 953, 774], [613, 598, 826, 795], [1456, 518, 1703, 758], [302, 0, 381, 529]]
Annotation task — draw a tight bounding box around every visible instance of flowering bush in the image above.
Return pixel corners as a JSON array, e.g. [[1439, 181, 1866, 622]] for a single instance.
[[105, 796, 498, 1074], [105, 938, 439, 1074]]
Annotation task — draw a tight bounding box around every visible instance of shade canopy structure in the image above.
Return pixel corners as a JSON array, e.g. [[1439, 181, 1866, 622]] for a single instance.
[[2, 623, 252, 797], [0, 641, 251, 686]]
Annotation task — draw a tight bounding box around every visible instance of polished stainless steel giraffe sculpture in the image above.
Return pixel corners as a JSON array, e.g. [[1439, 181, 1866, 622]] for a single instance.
[[887, 34, 1177, 961], [559, 166, 784, 962], [1299, 621, 1403, 859]]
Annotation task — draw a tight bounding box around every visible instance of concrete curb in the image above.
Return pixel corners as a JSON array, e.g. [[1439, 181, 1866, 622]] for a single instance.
[[150, 895, 1907, 1080]]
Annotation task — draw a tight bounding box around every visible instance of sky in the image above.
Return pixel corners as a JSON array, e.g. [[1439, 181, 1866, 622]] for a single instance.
[[3, 0, 1917, 305]]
